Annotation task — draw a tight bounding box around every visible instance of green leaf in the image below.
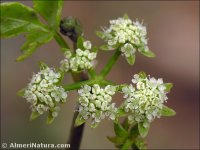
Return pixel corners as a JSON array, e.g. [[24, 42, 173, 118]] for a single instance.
[[117, 107, 127, 117], [121, 139, 133, 150], [126, 55, 135, 65], [38, 61, 48, 70], [16, 30, 53, 61], [161, 105, 176, 116], [107, 136, 125, 145], [138, 71, 147, 78], [17, 88, 25, 97], [46, 113, 54, 124], [114, 122, 128, 137], [130, 124, 139, 138], [33, 0, 64, 30], [92, 46, 98, 52], [60, 48, 70, 53], [0, 2, 47, 38], [30, 111, 40, 121], [135, 137, 147, 150], [164, 83, 173, 92], [122, 118, 129, 131], [91, 122, 99, 128], [123, 14, 129, 19], [100, 44, 117, 51], [75, 113, 86, 127], [138, 122, 150, 138], [77, 36, 84, 49], [96, 31, 105, 39], [140, 50, 156, 58]]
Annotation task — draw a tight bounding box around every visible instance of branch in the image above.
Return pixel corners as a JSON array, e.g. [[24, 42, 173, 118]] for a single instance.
[[63, 79, 114, 91], [54, 31, 70, 50], [99, 48, 121, 78], [54, 30, 86, 149]]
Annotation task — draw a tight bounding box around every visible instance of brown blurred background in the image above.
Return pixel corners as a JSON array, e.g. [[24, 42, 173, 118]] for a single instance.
[[1, 1, 199, 149]]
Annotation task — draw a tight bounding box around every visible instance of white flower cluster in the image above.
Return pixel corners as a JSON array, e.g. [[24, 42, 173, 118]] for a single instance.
[[78, 84, 117, 127], [102, 16, 149, 60], [122, 74, 168, 123], [60, 40, 97, 72], [24, 67, 67, 117]]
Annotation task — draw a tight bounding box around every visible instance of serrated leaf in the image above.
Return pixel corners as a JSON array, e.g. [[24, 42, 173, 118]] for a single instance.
[[161, 105, 176, 116], [0, 2, 47, 38], [126, 55, 135, 65], [164, 83, 173, 92], [16, 30, 53, 61], [140, 49, 156, 58], [30, 111, 40, 121], [17, 88, 25, 97], [33, 0, 64, 30], [75, 113, 86, 127], [138, 122, 150, 138], [77, 36, 84, 49], [121, 139, 133, 150], [114, 122, 128, 137], [96, 31, 105, 39], [46, 113, 54, 124]]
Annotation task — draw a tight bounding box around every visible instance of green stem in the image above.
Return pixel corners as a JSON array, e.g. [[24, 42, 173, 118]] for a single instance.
[[99, 48, 121, 78], [53, 31, 70, 50], [63, 79, 113, 91], [88, 69, 96, 78], [64, 80, 95, 91]]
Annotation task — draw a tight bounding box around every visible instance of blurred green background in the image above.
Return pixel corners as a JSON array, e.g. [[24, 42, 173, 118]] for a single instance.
[[1, 1, 199, 149]]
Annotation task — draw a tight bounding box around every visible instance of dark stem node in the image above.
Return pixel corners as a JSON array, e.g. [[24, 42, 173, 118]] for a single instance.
[[60, 16, 82, 43]]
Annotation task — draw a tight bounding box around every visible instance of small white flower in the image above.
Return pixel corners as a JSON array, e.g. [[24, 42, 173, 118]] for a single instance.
[[52, 111, 58, 117], [76, 49, 84, 56], [121, 43, 136, 58], [88, 52, 97, 60], [64, 51, 72, 58], [60, 40, 97, 72], [100, 16, 150, 63], [83, 41, 92, 49], [77, 84, 117, 127], [60, 59, 70, 72], [23, 67, 67, 118], [121, 73, 168, 123]]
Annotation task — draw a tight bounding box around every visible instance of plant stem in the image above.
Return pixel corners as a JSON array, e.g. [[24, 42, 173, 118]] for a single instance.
[[63, 79, 113, 91], [54, 31, 70, 50], [64, 79, 95, 91], [68, 73, 88, 150], [54, 31, 120, 149], [99, 48, 121, 78], [88, 69, 96, 78], [54, 31, 86, 149]]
